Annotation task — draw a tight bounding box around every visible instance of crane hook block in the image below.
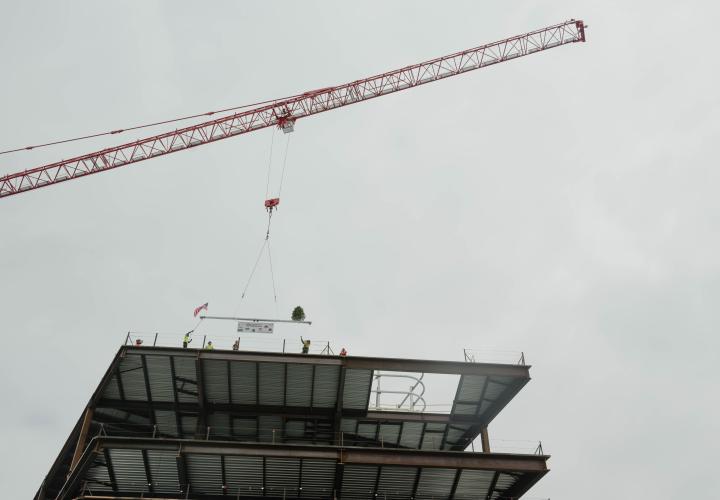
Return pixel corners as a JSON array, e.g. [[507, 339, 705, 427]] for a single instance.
[[278, 117, 295, 134], [265, 198, 280, 209]]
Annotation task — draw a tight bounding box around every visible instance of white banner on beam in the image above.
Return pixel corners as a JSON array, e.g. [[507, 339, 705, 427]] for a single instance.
[[237, 321, 274, 334]]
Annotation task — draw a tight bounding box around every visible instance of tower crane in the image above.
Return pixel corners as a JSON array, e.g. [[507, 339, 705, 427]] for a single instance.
[[0, 20, 586, 199]]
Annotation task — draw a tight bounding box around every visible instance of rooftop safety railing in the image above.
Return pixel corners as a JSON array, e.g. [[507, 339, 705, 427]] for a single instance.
[[91, 421, 546, 455], [468, 436, 546, 455], [463, 348, 527, 365], [370, 371, 427, 412], [125, 331, 337, 355], [124, 332, 530, 367], [125, 332, 528, 365]]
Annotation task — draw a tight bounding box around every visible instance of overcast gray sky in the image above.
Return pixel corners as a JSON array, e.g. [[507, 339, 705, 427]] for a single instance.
[[1, 1, 719, 498]]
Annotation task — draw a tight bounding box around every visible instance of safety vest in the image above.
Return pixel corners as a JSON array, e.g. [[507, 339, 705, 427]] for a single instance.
[[184, 335, 190, 343], [206, 344, 214, 350]]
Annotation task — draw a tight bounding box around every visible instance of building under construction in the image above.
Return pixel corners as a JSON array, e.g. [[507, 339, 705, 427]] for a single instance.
[[3, 17, 587, 500], [36, 345, 548, 499]]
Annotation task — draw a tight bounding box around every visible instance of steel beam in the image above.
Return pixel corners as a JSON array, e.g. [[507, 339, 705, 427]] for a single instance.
[[56, 439, 101, 500], [85, 437, 549, 471], [227, 360, 233, 405], [103, 448, 118, 493], [89, 348, 128, 406], [309, 365, 316, 409], [486, 471, 499, 500], [200, 315, 313, 325], [195, 357, 207, 438], [176, 451, 189, 494], [140, 355, 157, 430], [96, 399, 486, 426], [162, 348, 343, 367], [255, 362, 260, 405], [115, 363, 126, 401], [283, 363, 288, 408], [262, 456, 267, 497], [333, 462, 344, 499], [448, 468, 462, 500], [410, 467, 422, 500], [69, 407, 94, 474], [66, 437, 549, 500], [121, 346, 531, 378], [372, 464, 382, 498], [74, 495, 334, 500], [169, 357, 183, 439], [417, 422, 428, 449], [345, 356, 530, 378], [141, 449, 154, 493], [333, 364, 346, 445], [220, 455, 227, 494]]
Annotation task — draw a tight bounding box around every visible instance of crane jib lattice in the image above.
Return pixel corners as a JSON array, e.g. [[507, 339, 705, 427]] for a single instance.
[[0, 20, 585, 199]]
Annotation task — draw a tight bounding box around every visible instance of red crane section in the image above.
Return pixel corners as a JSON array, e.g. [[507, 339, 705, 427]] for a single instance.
[[0, 20, 585, 199]]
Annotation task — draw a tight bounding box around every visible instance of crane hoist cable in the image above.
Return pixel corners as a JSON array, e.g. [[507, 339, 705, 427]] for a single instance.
[[240, 238, 269, 300], [264, 127, 276, 201], [237, 127, 293, 308], [278, 134, 292, 197], [267, 238, 278, 303]]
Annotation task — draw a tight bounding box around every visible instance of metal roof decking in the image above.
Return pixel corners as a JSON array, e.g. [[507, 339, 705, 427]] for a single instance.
[[99, 347, 529, 420], [37, 346, 533, 499], [92, 347, 528, 447], [61, 437, 549, 500]]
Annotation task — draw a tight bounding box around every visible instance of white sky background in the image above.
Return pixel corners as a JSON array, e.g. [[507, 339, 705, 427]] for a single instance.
[[1, 0, 719, 497]]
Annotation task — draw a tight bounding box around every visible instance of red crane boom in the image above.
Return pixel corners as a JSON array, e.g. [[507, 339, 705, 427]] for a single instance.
[[0, 20, 585, 199]]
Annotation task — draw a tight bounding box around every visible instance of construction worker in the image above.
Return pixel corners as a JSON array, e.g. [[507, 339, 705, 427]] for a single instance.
[[205, 341, 214, 350], [135, 338, 144, 347], [183, 331, 192, 349], [339, 347, 347, 356], [301, 337, 311, 354], [232, 339, 240, 351]]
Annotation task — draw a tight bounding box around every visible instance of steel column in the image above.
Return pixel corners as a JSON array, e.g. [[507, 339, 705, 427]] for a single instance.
[[480, 427, 491, 453]]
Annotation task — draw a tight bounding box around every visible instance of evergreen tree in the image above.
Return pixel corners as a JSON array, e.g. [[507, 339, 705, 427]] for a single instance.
[[291, 306, 306, 321]]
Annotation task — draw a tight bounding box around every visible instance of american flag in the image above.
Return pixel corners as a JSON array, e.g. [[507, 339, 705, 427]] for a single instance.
[[193, 302, 208, 317]]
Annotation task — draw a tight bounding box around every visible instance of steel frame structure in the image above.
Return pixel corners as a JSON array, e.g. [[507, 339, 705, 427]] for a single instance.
[[58, 437, 549, 500], [121, 345, 532, 377], [36, 345, 532, 499], [0, 20, 585, 199]]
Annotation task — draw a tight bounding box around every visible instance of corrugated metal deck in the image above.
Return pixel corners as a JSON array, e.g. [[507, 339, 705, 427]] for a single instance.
[[37, 346, 533, 500], [61, 437, 548, 500], [89, 347, 528, 448]]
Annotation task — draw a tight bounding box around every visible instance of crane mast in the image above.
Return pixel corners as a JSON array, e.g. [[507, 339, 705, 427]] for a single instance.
[[0, 20, 585, 199]]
